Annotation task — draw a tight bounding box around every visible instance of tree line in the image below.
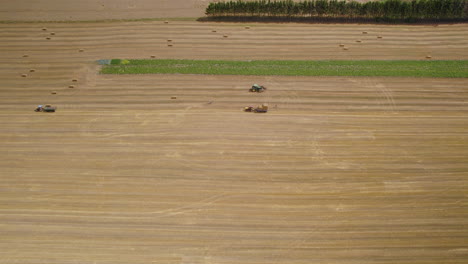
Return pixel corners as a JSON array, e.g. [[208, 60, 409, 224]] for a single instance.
[[205, 0, 468, 21]]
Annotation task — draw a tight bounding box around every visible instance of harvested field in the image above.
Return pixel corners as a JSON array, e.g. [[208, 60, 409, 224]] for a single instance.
[[0, 0, 208, 21], [1, 19, 468, 264]]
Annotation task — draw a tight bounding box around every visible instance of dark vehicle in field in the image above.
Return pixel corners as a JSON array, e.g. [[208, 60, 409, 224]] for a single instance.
[[35, 104, 56, 112], [249, 84, 267, 93]]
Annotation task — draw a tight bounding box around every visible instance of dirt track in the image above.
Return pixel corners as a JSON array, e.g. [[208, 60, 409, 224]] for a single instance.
[[1, 19, 468, 264]]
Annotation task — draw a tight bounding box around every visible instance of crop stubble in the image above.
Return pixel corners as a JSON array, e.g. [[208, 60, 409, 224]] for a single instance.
[[0, 21, 467, 264]]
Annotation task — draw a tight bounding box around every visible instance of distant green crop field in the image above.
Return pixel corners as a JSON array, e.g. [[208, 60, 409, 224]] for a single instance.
[[101, 59, 468, 78]]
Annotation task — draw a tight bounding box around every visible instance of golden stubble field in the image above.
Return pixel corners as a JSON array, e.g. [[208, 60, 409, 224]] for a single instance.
[[1, 13, 468, 264], [0, 0, 209, 21]]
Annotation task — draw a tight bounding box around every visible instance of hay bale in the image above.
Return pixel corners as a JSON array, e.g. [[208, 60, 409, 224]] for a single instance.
[[212, 30, 217, 33], [343, 47, 349, 50], [377, 35, 383, 39], [167, 44, 173, 47], [46, 37, 51, 40], [50, 32, 55, 35], [51, 91, 57, 95], [223, 35, 228, 38], [167, 39, 172, 42], [42, 28, 47, 31], [68, 85, 75, 88], [356, 39, 362, 43], [29, 69, 35, 72], [79, 49, 84, 52], [72, 79, 78, 82], [150, 55, 156, 58], [339, 44, 345, 47], [23, 54, 28, 58], [171, 96, 177, 99], [362, 31, 368, 34], [426, 55, 432, 59], [164, 21, 169, 24], [21, 73, 27, 77], [245, 26, 250, 29]]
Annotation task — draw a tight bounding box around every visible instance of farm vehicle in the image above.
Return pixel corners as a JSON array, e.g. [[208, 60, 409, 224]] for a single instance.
[[35, 104, 56, 112], [244, 103, 268, 113], [249, 84, 267, 93]]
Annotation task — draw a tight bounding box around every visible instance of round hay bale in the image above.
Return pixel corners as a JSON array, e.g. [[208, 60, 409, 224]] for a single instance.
[[68, 85, 75, 88], [50, 32, 55, 35], [150, 55, 156, 58], [21, 73, 27, 77], [426, 55, 432, 59], [167, 39, 172, 42], [23, 54, 29, 58], [339, 44, 345, 47], [29, 69, 35, 72], [79, 49, 84, 52], [164, 21, 169, 24], [46, 37, 51, 40], [51, 91, 57, 95], [171, 96, 177, 99], [42, 28, 47, 31], [362, 31, 368, 34], [356, 39, 362, 43], [377, 35, 383, 39], [212, 30, 217, 33], [223, 35, 228, 38], [72, 79, 78, 82], [167, 44, 173, 47]]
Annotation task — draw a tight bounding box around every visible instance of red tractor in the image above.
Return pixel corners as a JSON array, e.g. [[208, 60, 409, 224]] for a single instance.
[[243, 104, 268, 113]]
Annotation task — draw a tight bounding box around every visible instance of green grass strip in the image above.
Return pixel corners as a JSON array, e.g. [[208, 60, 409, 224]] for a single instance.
[[101, 59, 468, 78]]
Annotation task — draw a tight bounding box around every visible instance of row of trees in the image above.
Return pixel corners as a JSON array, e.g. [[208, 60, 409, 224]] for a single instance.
[[205, 0, 468, 20]]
